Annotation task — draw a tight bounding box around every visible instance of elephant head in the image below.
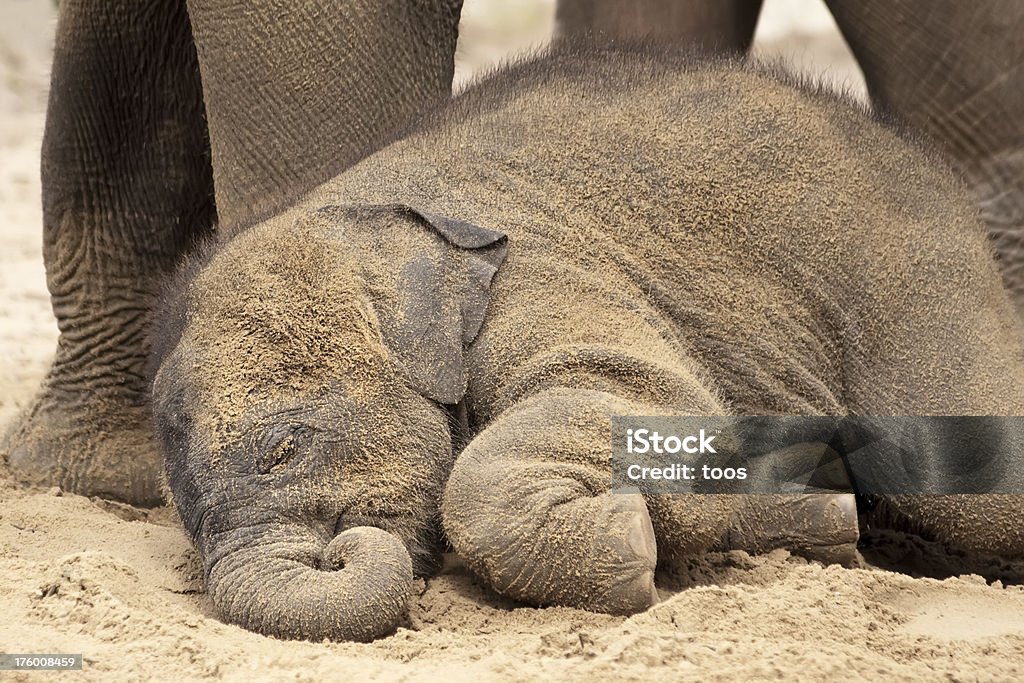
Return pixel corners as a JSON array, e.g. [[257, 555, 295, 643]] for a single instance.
[[149, 204, 506, 641], [5, 0, 467, 508]]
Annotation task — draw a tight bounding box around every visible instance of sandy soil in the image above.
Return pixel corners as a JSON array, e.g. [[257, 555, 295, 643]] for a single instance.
[[2, 1, 1023, 680]]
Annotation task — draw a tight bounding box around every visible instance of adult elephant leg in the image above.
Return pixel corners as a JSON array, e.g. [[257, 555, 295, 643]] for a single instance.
[[555, 0, 763, 54], [825, 0, 1024, 314], [3, 0, 215, 505], [184, 0, 464, 233]]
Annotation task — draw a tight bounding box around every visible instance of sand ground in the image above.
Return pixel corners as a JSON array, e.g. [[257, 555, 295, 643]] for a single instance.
[[2, 1, 1023, 680]]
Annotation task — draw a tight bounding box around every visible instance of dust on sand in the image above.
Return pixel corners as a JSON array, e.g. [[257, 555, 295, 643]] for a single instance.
[[3, 487, 1024, 681], [2, 2, 1023, 680]]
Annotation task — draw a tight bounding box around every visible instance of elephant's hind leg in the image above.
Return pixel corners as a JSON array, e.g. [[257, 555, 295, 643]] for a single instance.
[[840, 236, 1024, 557]]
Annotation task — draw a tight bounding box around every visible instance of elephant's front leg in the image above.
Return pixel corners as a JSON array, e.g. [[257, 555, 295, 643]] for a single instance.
[[3, 0, 215, 505], [555, 0, 764, 53], [442, 387, 738, 614]]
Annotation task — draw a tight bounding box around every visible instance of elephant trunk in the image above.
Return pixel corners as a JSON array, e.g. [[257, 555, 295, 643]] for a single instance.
[[204, 522, 414, 642]]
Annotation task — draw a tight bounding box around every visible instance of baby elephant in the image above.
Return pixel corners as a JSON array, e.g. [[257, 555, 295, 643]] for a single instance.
[[149, 44, 1024, 642]]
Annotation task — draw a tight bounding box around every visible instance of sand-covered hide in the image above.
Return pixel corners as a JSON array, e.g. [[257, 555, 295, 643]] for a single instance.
[[3, 1, 1024, 681]]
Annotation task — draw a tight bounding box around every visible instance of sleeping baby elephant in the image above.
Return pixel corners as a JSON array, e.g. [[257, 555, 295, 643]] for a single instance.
[[149, 44, 1024, 642]]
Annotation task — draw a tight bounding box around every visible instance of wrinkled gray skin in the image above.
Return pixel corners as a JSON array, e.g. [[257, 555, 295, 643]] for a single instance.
[[2, 0, 463, 506], [151, 45, 1024, 642], [557, 0, 1024, 316]]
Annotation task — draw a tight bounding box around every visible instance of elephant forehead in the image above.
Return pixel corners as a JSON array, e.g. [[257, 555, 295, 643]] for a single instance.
[[181, 220, 392, 436]]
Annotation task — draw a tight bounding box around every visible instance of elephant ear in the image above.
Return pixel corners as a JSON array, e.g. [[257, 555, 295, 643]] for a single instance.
[[356, 204, 508, 405]]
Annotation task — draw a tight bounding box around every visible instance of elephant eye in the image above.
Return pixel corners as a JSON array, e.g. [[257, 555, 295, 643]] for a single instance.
[[254, 423, 313, 475]]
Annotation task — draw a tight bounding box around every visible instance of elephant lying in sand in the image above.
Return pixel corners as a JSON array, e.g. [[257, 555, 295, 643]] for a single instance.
[[10, 0, 1023, 518], [148, 44, 1024, 642]]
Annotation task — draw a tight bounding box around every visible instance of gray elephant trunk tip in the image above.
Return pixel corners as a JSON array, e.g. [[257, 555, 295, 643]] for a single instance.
[[208, 526, 414, 642]]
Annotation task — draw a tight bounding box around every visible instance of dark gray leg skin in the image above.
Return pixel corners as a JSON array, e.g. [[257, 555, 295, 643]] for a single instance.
[[555, 0, 764, 53], [715, 494, 860, 566], [825, 0, 1024, 314], [2, 0, 215, 505], [184, 0, 464, 233]]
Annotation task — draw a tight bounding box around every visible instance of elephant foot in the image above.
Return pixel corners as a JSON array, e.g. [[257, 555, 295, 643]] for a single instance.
[[551, 492, 659, 614], [2, 387, 163, 506], [868, 495, 1024, 558], [445, 479, 659, 615], [715, 493, 861, 566]]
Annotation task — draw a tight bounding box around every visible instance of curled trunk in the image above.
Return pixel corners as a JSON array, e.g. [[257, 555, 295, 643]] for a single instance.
[[205, 523, 413, 642]]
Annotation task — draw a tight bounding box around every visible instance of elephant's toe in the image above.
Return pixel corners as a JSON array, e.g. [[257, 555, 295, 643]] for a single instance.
[[718, 493, 861, 565], [590, 493, 659, 614]]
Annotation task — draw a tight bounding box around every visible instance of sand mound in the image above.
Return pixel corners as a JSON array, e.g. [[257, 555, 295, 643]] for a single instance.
[[1, 484, 1023, 680]]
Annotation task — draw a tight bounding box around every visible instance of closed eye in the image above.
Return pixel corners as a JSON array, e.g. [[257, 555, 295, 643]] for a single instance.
[[253, 422, 315, 474]]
